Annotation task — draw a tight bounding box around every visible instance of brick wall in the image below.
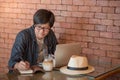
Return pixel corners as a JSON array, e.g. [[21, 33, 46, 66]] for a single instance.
[[0, 0, 120, 78]]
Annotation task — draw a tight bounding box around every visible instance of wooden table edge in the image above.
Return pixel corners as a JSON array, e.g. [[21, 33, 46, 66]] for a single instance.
[[95, 67, 120, 80]]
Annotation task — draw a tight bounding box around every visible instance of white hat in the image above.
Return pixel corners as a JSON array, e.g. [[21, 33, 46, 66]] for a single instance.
[[60, 55, 95, 75]]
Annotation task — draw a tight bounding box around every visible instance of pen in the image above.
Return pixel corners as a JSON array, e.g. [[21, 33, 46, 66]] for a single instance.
[[20, 57, 30, 69]]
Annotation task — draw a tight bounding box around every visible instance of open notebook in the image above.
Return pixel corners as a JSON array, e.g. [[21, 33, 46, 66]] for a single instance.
[[54, 43, 81, 68], [18, 65, 45, 74]]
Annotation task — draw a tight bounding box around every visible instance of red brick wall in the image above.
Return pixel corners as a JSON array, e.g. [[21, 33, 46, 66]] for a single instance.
[[0, 0, 120, 76]]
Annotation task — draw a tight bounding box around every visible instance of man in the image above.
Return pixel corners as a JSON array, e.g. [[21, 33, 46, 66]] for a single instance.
[[8, 9, 58, 73]]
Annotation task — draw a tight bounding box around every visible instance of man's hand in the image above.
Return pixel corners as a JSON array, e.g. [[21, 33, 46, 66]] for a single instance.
[[14, 61, 30, 70]]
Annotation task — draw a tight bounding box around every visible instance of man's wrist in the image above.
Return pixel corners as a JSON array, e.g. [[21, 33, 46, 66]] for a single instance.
[[14, 63, 19, 70]]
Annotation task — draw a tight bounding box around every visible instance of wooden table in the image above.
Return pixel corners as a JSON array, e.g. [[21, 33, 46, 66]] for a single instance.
[[0, 63, 120, 80]]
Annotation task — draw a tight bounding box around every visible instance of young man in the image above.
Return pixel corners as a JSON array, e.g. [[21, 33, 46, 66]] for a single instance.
[[8, 9, 58, 73]]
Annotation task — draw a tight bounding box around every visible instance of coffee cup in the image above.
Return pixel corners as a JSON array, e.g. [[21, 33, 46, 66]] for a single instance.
[[42, 59, 53, 71]]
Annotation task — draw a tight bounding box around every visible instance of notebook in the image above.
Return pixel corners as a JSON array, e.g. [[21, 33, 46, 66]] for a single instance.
[[54, 43, 81, 68], [18, 65, 45, 74]]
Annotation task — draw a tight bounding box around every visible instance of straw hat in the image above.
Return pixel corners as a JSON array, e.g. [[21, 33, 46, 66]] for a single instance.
[[60, 55, 95, 75]]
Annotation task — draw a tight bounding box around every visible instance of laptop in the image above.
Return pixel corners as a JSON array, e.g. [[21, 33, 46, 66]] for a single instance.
[[54, 43, 81, 68]]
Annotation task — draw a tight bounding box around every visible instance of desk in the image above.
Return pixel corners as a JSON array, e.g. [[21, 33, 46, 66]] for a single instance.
[[0, 63, 120, 80], [87, 64, 120, 80], [0, 66, 120, 80]]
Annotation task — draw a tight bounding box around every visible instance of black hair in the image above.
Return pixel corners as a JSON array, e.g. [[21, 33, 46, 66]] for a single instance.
[[33, 9, 55, 28]]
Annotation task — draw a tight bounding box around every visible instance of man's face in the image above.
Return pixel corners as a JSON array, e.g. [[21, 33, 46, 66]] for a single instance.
[[35, 23, 50, 40]]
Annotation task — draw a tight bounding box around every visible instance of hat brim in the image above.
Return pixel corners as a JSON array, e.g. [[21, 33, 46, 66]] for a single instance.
[[60, 65, 95, 75]]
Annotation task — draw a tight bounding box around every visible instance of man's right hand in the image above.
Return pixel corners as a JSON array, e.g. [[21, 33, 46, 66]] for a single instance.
[[14, 61, 30, 70]]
